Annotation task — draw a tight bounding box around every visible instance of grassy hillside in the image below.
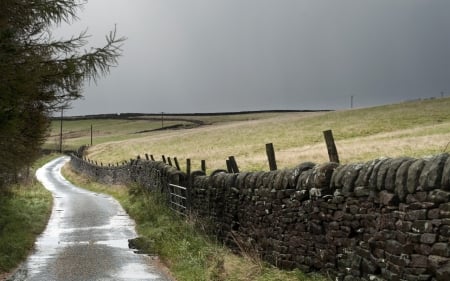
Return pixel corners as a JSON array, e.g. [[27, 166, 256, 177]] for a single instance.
[[45, 118, 194, 151], [48, 98, 450, 172]]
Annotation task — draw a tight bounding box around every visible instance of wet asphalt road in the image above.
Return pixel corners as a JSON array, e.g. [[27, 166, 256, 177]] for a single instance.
[[15, 156, 171, 281]]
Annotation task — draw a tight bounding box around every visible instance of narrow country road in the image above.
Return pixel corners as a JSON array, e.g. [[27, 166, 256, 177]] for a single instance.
[[11, 156, 172, 281]]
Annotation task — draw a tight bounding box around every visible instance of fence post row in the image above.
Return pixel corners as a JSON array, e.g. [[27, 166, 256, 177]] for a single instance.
[[80, 129, 342, 222]]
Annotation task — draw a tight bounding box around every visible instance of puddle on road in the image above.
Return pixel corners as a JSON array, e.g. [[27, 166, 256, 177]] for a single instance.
[[115, 263, 161, 280], [97, 239, 130, 249]]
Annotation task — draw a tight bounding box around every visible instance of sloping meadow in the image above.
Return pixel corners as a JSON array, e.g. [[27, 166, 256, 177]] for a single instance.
[[84, 98, 450, 172]]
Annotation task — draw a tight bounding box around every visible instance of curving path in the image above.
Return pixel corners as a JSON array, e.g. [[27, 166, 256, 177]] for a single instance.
[[12, 156, 171, 281]]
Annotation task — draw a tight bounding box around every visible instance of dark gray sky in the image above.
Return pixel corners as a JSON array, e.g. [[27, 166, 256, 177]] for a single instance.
[[56, 0, 450, 116]]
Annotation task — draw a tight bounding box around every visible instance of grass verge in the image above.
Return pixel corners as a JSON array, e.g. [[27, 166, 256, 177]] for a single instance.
[[62, 164, 329, 281], [0, 154, 57, 274]]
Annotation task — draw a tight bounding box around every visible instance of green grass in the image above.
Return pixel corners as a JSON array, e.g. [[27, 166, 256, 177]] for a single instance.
[[0, 154, 56, 274], [44, 118, 195, 151], [77, 98, 450, 172], [45, 113, 293, 152], [62, 165, 328, 281]]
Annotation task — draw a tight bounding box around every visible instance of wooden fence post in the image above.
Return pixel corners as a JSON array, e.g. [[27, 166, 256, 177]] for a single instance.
[[185, 158, 192, 209], [323, 129, 340, 163], [201, 160, 206, 173], [162, 155, 166, 163], [145, 153, 149, 161], [226, 160, 233, 173], [174, 157, 181, 170], [266, 143, 277, 171], [228, 156, 239, 173], [168, 157, 173, 166], [186, 159, 191, 177], [150, 154, 155, 161]]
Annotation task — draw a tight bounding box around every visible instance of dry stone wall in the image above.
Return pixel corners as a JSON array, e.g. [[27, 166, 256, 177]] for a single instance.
[[70, 152, 450, 281]]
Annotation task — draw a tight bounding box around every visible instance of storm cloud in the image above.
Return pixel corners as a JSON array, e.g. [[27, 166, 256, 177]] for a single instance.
[[55, 0, 450, 115]]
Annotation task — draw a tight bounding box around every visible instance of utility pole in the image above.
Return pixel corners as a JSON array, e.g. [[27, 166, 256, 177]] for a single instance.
[[90, 124, 93, 146], [350, 95, 354, 109], [161, 112, 164, 129], [59, 107, 63, 153]]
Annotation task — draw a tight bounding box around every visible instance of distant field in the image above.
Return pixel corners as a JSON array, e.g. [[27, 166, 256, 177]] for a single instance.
[[45, 111, 296, 151], [45, 118, 194, 150], [47, 98, 450, 172]]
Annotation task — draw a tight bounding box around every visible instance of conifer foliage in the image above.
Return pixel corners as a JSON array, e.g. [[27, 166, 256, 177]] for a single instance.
[[0, 0, 125, 187]]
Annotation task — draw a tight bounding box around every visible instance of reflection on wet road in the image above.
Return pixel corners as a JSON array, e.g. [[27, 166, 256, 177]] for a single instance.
[[19, 156, 171, 281]]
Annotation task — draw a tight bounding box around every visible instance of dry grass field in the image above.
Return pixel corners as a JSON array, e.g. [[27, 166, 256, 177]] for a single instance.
[[48, 97, 450, 173]]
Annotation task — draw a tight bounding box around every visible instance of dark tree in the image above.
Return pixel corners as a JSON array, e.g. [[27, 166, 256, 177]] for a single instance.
[[0, 0, 125, 187]]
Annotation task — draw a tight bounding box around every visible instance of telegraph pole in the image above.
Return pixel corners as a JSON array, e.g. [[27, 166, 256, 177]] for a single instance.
[[59, 107, 63, 153]]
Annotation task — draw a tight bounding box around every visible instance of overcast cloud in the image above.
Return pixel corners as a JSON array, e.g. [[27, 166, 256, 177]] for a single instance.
[[55, 0, 450, 116]]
